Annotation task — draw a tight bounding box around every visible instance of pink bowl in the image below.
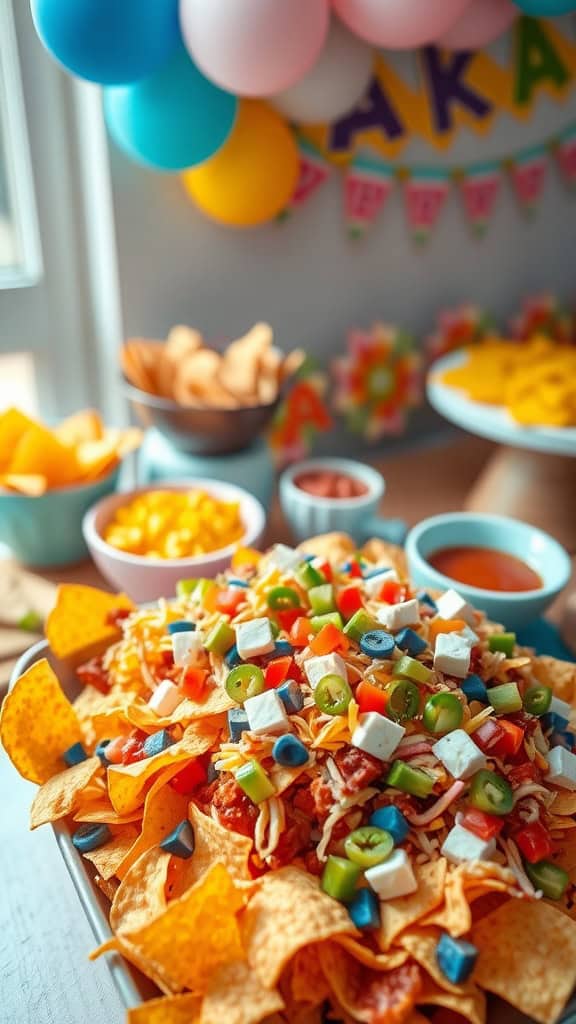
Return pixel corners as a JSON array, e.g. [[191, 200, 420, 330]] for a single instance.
[[82, 478, 266, 602]]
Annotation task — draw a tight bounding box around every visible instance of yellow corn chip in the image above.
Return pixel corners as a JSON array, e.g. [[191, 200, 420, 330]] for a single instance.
[[334, 935, 409, 972], [416, 977, 486, 1024], [243, 867, 355, 989], [168, 803, 252, 900], [0, 407, 37, 471], [115, 764, 189, 880], [75, 438, 119, 482], [0, 473, 47, 496], [126, 688, 233, 730], [318, 941, 423, 1024], [533, 655, 576, 704], [55, 409, 104, 445], [472, 899, 576, 1024], [0, 658, 84, 784], [290, 946, 331, 1006], [128, 993, 202, 1024], [200, 960, 284, 1024], [74, 804, 143, 825], [111, 847, 171, 935], [8, 423, 80, 487], [82, 826, 140, 880], [551, 791, 576, 817], [377, 859, 447, 951], [421, 862, 514, 936], [46, 584, 134, 662], [400, 928, 473, 995], [30, 756, 102, 828]]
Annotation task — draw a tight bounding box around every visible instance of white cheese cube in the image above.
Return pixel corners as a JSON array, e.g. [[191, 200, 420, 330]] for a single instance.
[[376, 599, 420, 631], [363, 568, 398, 597], [236, 617, 275, 660], [434, 633, 471, 679], [244, 690, 289, 736], [265, 544, 302, 572], [550, 695, 572, 723], [546, 746, 576, 790], [172, 630, 203, 667], [432, 729, 486, 780], [147, 679, 184, 717], [304, 653, 347, 690], [441, 824, 496, 865], [365, 849, 417, 899], [351, 711, 405, 761], [459, 624, 480, 646], [436, 588, 476, 626]]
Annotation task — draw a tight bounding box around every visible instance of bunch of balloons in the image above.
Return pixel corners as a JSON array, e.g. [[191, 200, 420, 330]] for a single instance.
[[31, 0, 576, 228]]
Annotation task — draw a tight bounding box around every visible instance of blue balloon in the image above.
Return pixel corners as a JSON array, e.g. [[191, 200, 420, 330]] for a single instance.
[[513, 0, 576, 12], [104, 47, 238, 172], [31, 0, 181, 85]]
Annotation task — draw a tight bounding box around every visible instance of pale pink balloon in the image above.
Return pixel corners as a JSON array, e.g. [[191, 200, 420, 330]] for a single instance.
[[439, 0, 517, 50], [332, 0, 473, 49], [179, 0, 329, 97]]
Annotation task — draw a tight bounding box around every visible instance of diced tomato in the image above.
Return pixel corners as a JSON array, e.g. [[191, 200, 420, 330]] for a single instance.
[[211, 777, 259, 838], [348, 559, 363, 579], [334, 746, 383, 796], [379, 580, 409, 604], [310, 622, 348, 656], [290, 616, 313, 647], [336, 585, 363, 620], [119, 735, 146, 765], [276, 607, 302, 633], [170, 758, 207, 794], [105, 607, 131, 628], [491, 719, 524, 758], [76, 656, 110, 694], [474, 718, 505, 753], [180, 666, 209, 701], [316, 560, 333, 583], [160, 649, 174, 669], [356, 679, 388, 716], [460, 807, 504, 842], [514, 820, 553, 864], [507, 760, 541, 788], [264, 656, 293, 689], [216, 587, 246, 616]]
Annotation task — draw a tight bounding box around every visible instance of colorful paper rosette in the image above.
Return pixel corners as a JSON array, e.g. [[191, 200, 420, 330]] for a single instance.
[[426, 304, 495, 362], [268, 364, 332, 467], [510, 294, 576, 344], [332, 324, 422, 441]]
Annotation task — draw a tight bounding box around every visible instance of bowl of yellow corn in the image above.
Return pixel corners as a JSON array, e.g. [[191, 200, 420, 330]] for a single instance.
[[82, 479, 266, 601]]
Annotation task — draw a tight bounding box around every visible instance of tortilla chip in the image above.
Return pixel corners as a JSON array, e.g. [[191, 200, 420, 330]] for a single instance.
[[472, 899, 576, 1024], [126, 687, 233, 730], [94, 875, 120, 903], [75, 438, 119, 481], [533, 655, 576, 704], [46, 584, 134, 662], [318, 942, 423, 1024], [82, 826, 140, 880], [0, 407, 37, 471], [200, 960, 285, 1024], [111, 847, 172, 934], [243, 867, 355, 989], [399, 928, 475, 996], [0, 473, 47, 496], [128, 993, 202, 1024], [334, 935, 409, 972], [421, 862, 515, 937], [297, 533, 355, 566], [168, 804, 253, 900], [8, 423, 80, 487], [417, 977, 486, 1024], [551, 791, 576, 818], [30, 756, 102, 828], [0, 658, 84, 784], [290, 946, 331, 1006], [115, 764, 189, 880], [107, 723, 219, 816], [361, 539, 409, 577], [74, 804, 143, 826], [377, 859, 447, 951], [56, 409, 104, 445]]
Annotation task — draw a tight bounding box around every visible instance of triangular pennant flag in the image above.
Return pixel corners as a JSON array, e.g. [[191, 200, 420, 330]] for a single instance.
[[344, 154, 395, 238], [283, 137, 331, 218], [556, 126, 576, 189], [404, 169, 450, 243], [460, 162, 501, 237], [510, 146, 548, 213]]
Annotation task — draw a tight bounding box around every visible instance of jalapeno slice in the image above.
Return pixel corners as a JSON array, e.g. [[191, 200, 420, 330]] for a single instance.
[[523, 685, 552, 717], [314, 674, 352, 716], [344, 826, 394, 867], [422, 692, 463, 735], [225, 664, 265, 704], [468, 768, 513, 816], [386, 678, 420, 722], [267, 586, 301, 611]]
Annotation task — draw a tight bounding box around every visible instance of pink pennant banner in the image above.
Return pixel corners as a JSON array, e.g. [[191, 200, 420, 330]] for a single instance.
[[556, 127, 576, 188], [510, 147, 548, 212], [287, 137, 331, 213], [404, 170, 450, 242], [344, 155, 395, 237], [460, 162, 501, 236]]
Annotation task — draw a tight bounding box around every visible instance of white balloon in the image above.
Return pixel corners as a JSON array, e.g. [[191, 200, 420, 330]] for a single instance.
[[271, 18, 374, 125]]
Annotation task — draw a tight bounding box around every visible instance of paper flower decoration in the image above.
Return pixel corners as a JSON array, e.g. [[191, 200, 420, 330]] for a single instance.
[[268, 365, 332, 467], [333, 324, 422, 440], [510, 293, 576, 344], [426, 304, 494, 363]]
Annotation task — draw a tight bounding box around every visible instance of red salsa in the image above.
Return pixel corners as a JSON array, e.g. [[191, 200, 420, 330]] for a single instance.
[[429, 545, 542, 592], [295, 470, 368, 499]]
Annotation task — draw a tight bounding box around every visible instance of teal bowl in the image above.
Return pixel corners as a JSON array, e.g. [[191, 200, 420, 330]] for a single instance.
[[405, 512, 572, 630], [0, 465, 121, 568]]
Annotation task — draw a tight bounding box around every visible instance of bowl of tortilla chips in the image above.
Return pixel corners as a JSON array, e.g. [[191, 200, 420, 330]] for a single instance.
[[0, 407, 141, 567]]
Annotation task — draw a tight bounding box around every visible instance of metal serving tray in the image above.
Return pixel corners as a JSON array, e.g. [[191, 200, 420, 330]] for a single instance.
[[10, 641, 576, 1024]]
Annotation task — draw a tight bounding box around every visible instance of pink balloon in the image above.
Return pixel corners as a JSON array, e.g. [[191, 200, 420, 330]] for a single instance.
[[332, 0, 472, 49], [439, 0, 517, 50], [179, 0, 329, 97]]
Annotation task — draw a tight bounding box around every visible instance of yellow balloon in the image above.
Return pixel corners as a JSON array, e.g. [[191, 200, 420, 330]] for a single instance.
[[183, 100, 298, 228]]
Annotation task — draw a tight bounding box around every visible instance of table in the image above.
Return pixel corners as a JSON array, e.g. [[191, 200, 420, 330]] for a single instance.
[[1, 434, 574, 1024]]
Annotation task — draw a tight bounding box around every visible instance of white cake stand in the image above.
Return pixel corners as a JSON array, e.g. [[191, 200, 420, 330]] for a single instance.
[[427, 351, 576, 552]]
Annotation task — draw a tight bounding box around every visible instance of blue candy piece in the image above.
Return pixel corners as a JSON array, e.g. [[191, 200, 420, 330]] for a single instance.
[[436, 933, 478, 984], [143, 729, 173, 758], [360, 630, 395, 659], [228, 707, 249, 743], [227, 578, 249, 588], [63, 741, 88, 767], [369, 806, 409, 845], [95, 739, 111, 766], [395, 628, 427, 656], [551, 730, 575, 750], [417, 590, 438, 612], [277, 680, 304, 715], [160, 819, 195, 859], [168, 620, 196, 634], [363, 567, 388, 580], [263, 640, 294, 661], [303, 554, 317, 563], [543, 711, 570, 732], [461, 674, 488, 705], [225, 643, 242, 669], [72, 823, 111, 854], [348, 888, 380, 930], [272, 734, 309, 767]]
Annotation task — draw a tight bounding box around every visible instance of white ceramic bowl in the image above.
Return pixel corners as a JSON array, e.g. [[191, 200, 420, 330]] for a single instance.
[[83, 478, 266, 602]]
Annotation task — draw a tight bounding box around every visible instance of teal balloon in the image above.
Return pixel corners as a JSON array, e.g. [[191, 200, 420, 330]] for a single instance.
[[31, 0, 181, 85], [513, 0, 576, 12], [104, 47, 238, 171]]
